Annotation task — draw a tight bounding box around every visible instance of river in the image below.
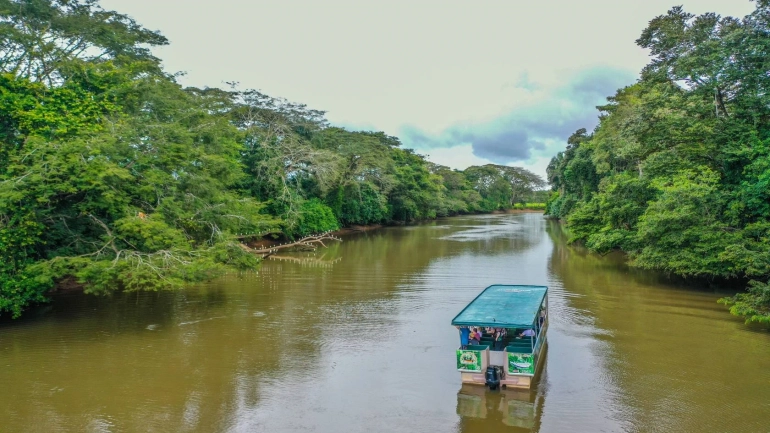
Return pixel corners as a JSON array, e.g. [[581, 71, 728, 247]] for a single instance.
[[1, 213, 769, 433]]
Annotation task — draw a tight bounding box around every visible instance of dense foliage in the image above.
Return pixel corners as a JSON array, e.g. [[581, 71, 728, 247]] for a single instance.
[[546, 1, 770, 324], [0, 0, 545, 317]]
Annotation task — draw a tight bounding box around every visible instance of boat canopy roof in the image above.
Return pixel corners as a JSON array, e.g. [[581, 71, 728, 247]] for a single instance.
[[451, 285, 547, 329]]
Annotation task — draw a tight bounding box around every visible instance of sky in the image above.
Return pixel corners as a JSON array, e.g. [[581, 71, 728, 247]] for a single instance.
[[101, 0, 756, 178]]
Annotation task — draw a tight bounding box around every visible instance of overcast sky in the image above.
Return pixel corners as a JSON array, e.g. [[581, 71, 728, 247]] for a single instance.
[[101, 0, 755, 177]]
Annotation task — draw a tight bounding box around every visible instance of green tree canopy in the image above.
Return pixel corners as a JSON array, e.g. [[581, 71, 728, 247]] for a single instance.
[[0, 0, 167, 84], [0, 0, 548, 318], [545, 1, 770, 324]]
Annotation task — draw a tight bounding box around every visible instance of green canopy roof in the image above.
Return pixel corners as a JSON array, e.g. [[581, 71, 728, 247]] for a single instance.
[[451, 285, 547, 329]]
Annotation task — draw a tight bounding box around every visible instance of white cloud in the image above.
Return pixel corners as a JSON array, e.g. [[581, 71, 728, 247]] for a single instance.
[[101, 0, 757, 177], [400, 66, 636, 175], [518, 156, 554, 181], [419, 145, 554, 180], [422, 144, 495, 171]]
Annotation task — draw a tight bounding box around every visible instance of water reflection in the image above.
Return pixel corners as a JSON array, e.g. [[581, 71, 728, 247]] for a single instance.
[[545, 219, 770, 433], [1, 214, 769, 432], [456, 384, 543, 432]]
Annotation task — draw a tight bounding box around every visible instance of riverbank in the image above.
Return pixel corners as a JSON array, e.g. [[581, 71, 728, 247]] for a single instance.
[[493, 208, 545, 214], [47, 210, 544, 306], [249, 208, 545, 247], [546, 213, 766, 325]]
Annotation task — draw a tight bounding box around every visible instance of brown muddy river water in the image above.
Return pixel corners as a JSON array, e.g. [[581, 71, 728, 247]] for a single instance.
[[2, 213, 769, 433]]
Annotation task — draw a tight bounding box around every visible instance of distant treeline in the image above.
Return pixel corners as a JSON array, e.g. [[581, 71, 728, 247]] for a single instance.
[[545, 2, 770, 324], [0, 0, 545, 318]]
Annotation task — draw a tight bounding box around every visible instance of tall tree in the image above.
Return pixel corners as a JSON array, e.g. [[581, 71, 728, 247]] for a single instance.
[[0, 0, 167, 84], [545, 1, 770, 324]]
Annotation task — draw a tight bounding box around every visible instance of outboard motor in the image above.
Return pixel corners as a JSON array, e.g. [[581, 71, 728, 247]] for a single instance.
[[485, 365, 503, 390]]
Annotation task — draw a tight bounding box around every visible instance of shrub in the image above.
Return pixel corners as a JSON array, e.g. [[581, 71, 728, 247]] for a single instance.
[[292, 199, 340, 237]]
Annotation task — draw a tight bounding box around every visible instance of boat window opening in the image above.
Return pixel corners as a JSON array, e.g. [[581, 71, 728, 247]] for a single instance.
[[456, 326, 543, 352], [455, 326, 543, 352]]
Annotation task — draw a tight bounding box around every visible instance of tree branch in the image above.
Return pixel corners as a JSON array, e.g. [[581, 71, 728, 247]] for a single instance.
[[239, 233, 342, 258]]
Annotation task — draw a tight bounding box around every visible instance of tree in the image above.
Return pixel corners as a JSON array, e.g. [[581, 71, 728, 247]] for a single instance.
[[388, 149, 443, 221], [0, 0, 167, 84], [429, 163, 482, 215], [498, 165, 546, 205], [232, 89, 339, 230], [0, 0, 556, 318], [311, 127, 395, 225], [0, 70, 277, 317], [545, 1, 770, 323]]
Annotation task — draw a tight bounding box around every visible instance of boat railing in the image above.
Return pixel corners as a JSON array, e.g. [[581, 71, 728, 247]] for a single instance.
[[532, 311, 548, 353]]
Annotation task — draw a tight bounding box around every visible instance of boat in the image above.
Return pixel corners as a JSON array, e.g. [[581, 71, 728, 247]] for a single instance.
[[451, 284, 548, 390]]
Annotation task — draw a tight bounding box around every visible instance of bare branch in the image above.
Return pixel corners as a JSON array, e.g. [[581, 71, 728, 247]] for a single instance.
[[239, 233, 342, 258]]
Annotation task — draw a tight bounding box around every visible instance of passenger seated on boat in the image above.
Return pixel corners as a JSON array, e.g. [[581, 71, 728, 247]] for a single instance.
[[519, 328, 536, 338], [469, 327, 481, 345], [493, 328, 506, 351]]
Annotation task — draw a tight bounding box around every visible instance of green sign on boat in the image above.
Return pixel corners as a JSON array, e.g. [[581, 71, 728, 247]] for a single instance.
[[507, 352, 535, 375], [456, 349, 482, 372]]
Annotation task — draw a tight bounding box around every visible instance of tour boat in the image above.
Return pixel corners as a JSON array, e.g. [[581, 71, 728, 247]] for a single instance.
[[451, 285, 548, 389]]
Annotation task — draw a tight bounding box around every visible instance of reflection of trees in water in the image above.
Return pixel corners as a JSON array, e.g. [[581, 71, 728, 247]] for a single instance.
[[266, 254, 343, 267], [436, 216, 543, 259], [546, 219, 691, 292], [262, 214, 545, 301], [1, 283, 281, 432], [544, 220, 770, 433]]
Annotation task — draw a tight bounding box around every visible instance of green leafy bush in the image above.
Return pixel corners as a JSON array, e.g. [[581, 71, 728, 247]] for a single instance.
[[292, 199, 340, 237]]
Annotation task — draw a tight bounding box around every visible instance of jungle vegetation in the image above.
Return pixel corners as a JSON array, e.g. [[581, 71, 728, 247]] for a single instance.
[[0, 0, 545, 318], [545, 1, 770, 324]]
